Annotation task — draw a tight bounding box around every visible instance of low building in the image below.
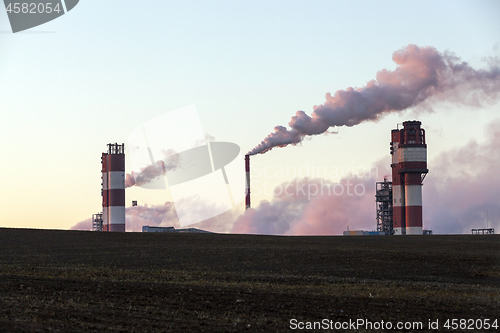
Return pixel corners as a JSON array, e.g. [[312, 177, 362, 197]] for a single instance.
[[471, 228, 495, 235], [343, 230, 386, 236], [142, 226, 213, 233], [142, 226, 175, 233]]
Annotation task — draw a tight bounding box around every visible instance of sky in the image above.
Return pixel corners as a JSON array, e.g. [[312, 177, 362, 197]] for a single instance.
[[1, 0, 499, 234]]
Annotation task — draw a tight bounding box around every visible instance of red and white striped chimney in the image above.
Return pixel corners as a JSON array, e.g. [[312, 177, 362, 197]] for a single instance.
[[101, 143, 125, 232], [245, 154, 250, 210], [391, 121, 428, 235], [391, 129, 405, 235]]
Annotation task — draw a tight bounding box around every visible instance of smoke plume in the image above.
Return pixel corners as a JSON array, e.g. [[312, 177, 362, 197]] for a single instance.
[[73, 118, 500, 235], [70, 202, 178, 232], [423, 119, 500, 234], [125, 202, 178, 232], [248, 45, 500, 155], [232, 175, 379, 235], [71, 202, 241, 233], [125, 155, 180, 188], [125, 161, 167, 188], [70, 217, 91, 231]]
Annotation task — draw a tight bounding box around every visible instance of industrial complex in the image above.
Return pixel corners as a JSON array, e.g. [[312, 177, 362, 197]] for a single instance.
[[90, 121, 492, 236], [93, 123, 429, 234]]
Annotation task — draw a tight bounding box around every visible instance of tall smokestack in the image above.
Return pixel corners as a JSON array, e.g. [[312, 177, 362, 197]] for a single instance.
[[391, 129, 405, 234], [391, 121, 428, 235], [102, 143, 126, 232], [245, 154, 250, 210]]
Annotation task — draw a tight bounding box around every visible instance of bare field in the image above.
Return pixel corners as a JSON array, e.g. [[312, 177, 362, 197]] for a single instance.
[[0, 228, 498, 332]]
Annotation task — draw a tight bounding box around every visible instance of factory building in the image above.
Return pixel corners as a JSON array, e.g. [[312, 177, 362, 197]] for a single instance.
[[390, 121, 428, 235], [343, 230, 386, 236], [101, 143, 126, 232], [142, 226, 175, 232], [142, 226, 213, 233]]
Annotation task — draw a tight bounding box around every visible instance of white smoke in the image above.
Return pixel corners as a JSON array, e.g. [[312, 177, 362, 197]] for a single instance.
[[249, 45, 500, 155]]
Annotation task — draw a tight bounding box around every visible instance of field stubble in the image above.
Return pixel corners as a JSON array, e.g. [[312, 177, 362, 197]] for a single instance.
[[0, 228, 498, 332]]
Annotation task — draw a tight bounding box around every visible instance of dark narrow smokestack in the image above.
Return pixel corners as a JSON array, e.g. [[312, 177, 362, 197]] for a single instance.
[[245, 155, 250, 210]]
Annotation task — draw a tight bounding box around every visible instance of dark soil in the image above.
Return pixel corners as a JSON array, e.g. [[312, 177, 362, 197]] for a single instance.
[[0, 228, 498, 332]]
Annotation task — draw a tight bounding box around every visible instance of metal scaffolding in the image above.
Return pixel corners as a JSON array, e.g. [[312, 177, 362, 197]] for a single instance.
[[376, 177, 393, 235], [107, 142, 124, 155], [92, 213, 103, 231]]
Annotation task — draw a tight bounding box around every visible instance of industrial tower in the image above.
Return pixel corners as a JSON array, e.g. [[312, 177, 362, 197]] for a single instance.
[[376, 177, 393, 235], [92, 213, 103, 231], [245, 155, 250, 210], [101, 143, 126, 232], [390, 121, 428, 235]]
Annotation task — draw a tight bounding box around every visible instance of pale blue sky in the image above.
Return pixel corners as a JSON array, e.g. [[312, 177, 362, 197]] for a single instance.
[[0, 0, 499, 229]]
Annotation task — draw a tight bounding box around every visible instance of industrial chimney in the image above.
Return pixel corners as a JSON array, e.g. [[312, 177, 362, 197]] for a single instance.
[[390, 121, 428, 235], [101, 143, 126, 232], [245, 155, 250, 210]]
